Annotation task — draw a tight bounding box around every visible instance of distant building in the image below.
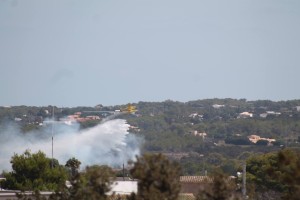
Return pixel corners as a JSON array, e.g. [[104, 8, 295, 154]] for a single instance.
[[0, 178, 137, 199], [212, 104, 225, 109], [260, 111, 281, 118], [189, 113, 198, 118], [63, 112, 101, 123], [266, 111, 281, 116], [129, 125, 140, 132], [189, 113, 203, 120], [259, 113, 268, 118], [180, 176, 213, 195], [14, 118, 22, 121], [0, 191, 53, 199], [248, 134, 276, 144], [180, 176, 235, 196], [238, 112, 253, 118], [86, 116, 101, 120], [108, 178, 138, 195], [189, 131, 207, 138]]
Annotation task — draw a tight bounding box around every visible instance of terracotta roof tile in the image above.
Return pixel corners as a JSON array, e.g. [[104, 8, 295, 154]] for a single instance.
[[180, 176, 213, 183]]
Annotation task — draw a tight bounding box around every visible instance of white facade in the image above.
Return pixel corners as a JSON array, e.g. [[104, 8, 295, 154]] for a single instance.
[[108, 181, 138, 195]]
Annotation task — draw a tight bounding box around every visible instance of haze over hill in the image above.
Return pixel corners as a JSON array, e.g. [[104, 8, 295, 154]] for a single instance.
[[0, 119, 141, 171]]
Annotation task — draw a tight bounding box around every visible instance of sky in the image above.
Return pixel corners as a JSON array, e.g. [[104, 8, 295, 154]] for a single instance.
[[1, 0, 300, 107]]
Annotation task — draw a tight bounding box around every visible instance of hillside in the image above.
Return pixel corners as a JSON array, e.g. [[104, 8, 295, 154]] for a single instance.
[[1, 98, 300, 175]]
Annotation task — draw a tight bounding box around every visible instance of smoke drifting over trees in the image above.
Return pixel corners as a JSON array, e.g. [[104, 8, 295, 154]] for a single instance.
[[0, 119, 141, 171]]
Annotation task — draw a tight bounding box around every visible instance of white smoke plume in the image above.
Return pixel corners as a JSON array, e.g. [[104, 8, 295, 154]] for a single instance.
[[0, 119, 141, 171]]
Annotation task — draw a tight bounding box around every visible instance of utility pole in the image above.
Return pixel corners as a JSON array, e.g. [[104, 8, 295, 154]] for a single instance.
[[242, 162, 247, 199], [123, 163, 125, 181]]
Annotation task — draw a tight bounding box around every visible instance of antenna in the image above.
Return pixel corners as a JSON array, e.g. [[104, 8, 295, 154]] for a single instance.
[[51, 106, 54, 168]]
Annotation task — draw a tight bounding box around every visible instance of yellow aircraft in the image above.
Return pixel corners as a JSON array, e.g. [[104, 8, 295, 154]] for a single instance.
[[83, 104, 137, 115], [121, 104, 137, 114]]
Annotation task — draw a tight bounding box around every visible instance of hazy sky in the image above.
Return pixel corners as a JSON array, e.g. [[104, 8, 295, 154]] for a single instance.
[[1, 0, 299, 107]]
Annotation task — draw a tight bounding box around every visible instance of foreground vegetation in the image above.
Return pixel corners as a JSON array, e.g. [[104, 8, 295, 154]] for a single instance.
[[1, 148, 300, 200]]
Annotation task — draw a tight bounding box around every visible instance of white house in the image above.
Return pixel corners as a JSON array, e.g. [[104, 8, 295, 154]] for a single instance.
[[108, 179, 138, 195], [238, 112, 253, 118], [212, 104, 225, 109]]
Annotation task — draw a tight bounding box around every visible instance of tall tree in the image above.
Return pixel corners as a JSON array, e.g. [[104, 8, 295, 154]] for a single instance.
[[51, 165, 115, 200], [2, 150, 67, 191], [130, 153, 181, 200], [71, 165, 115, 200], [246, 148, 300, 199], [269, 149, 300, 200], [196, 172, 241, 200], [65, 157, 81, 180]]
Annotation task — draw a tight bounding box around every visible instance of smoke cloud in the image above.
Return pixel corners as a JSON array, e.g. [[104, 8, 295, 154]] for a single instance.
[[0, 119, 141, 171]]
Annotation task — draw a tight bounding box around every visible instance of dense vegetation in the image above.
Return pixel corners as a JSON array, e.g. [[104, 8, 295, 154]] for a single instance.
[[1, 151, 183, 200], [2, 150, 67, 191], [1, 99, 300, 177], [246, 148, 300, 200], [130, 153, 181, 200], [1, 149, 299, 199]]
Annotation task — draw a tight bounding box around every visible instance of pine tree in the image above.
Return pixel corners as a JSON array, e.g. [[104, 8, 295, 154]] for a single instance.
[[130, 153, 181, 200]]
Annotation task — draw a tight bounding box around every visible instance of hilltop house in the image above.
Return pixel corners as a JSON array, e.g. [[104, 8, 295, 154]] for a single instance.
[[212, 104, 225, 109], [238, 112, 253, 118], [189, 130, 207, 138], [248, 135, 276, 144], [260, 111, 281, 118]]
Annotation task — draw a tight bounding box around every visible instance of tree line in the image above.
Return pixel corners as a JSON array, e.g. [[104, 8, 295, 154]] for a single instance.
[[1, 148, 300, 200]]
